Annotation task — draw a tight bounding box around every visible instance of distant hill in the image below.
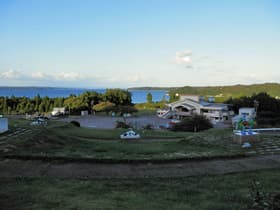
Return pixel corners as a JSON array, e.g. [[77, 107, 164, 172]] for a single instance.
[[130, 83, 280, 102]]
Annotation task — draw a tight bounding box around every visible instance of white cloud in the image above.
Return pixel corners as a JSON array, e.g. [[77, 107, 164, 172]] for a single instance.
[[54, 72, 84, 81], [109, 75, 139, 83], [0, 70, 21, 79], [0, 70, 87, 83], [175, 50, 193, 67], [31, 72, 51, 79], [31, 71, 84, 81]]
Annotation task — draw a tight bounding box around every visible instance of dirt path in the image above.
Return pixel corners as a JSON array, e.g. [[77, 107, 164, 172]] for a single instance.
[[0, 155, 280, 179]]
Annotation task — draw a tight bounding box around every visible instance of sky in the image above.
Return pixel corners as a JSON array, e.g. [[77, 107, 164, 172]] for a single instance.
[[0, 0, 279, 88]]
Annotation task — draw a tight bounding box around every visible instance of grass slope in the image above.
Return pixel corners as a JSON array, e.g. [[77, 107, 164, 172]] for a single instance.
[[0, 119, 244, 161], [1, 169, 279, 210]]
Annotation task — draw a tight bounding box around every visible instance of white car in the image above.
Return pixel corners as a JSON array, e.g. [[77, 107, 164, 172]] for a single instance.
[[30, 118, 47, 126], [120, 130, 140, 139]]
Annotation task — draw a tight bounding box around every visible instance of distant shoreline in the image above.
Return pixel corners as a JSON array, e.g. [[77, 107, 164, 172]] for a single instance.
[[0, 87, 168, 104]]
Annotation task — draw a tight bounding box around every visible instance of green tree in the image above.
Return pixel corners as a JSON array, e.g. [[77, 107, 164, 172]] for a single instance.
[[146, 92, 153, 103], [80, 91, 102, 113], [103, 89, 132, 105], [64, 96, 88, 114], [169, 92, 180, 102], [2, 97, 8, 114], [34, 94, 41, 111], [171, 115, 213, 132]]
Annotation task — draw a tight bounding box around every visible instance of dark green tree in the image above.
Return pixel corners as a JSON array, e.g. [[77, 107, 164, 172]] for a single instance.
[[146, 92, 153, 103], [103, 89, 132, 105], [2, 97, 8, 114], [171, 115, 213, 132]]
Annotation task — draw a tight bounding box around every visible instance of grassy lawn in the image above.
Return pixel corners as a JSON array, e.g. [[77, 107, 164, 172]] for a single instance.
[[1, 169, 279, 210], [0, 118, 245, 160]]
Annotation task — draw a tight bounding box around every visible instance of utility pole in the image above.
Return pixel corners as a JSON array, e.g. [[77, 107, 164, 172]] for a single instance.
[[254, 100, 259, 117]]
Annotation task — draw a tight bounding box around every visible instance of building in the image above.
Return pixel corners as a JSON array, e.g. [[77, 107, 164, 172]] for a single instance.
[[157, 95, 232, 122], [51, 107, 66, 116]]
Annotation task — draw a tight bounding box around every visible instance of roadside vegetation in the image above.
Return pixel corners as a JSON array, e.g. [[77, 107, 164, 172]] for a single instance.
[[1, 169, 279, 210]]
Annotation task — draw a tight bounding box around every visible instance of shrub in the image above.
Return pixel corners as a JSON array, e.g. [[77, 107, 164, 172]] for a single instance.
[[171, 114, 212, 132], [116, 105, 138, 116], [70, 121, 80, 127], [257, 111, 280, 118], [248, 180, 280, 209], [93, 102, 115, 113], [256, 111, 280, 126], [115, 120, 130, 129], [142, 124, 153, 130]]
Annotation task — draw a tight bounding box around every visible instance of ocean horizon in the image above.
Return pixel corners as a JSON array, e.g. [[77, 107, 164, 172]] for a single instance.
[[0, 86, 169, 104]]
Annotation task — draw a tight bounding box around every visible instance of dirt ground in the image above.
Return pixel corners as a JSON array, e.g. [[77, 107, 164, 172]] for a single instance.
[[0, 155, 280, 179]]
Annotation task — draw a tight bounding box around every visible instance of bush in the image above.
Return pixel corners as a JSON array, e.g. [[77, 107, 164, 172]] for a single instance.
[[93, 102, 138, 116], [115, 120, 131, 129], [171, 115, 213, 132], [70, 121, 80, 127], [257, 117, 280, 127], [257, 111, 280, 118], [256, 111, 280, 126], [116, 105, 138, 116], [142, 124, 153, 130], [248, 180, 280, 210], [93, 102, 115, 113]]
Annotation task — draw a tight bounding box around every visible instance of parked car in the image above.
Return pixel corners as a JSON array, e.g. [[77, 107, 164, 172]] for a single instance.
[[30, 118, 47, 126], [120, 130, 140, 139]]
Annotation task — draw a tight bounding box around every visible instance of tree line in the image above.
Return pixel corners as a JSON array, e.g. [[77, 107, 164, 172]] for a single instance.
[[224, 92, 280, 114], [225, 92, 280, 126], [0, 89, 133, 115]]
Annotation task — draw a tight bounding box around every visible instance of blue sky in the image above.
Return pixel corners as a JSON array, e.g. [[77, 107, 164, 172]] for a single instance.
[[0, 0, 279, 88]]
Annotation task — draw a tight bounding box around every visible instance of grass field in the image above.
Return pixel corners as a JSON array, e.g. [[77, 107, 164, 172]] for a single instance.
[[1, 118, 280, 210], [0, 118, 245, 160], [1, 169, 279, 210]]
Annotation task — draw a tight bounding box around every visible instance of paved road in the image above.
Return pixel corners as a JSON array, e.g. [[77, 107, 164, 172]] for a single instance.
[[0, 155, 280, 179], [60, 115, 170, 129]]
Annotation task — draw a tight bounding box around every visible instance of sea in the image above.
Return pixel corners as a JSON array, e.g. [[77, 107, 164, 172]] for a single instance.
[[0, 87, 169, 104]]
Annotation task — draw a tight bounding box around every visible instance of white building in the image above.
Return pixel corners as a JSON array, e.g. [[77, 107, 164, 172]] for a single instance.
[[157, 95, 232, 122], [51, 107, 66, 116], [0, 118, 8, 133], [238, 108, 256, 118], [81, 110, 88, 116]]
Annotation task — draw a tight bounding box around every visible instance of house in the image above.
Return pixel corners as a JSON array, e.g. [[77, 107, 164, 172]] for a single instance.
[[0, 117, 8, 133], [81, 110, 88, 116], [238, 108, 256, 119], [51, 107, 66, 116], [157, 95, 232, 122]]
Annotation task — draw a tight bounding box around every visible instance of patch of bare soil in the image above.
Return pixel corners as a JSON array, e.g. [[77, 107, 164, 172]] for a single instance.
[[0, 155, 280, 179]]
